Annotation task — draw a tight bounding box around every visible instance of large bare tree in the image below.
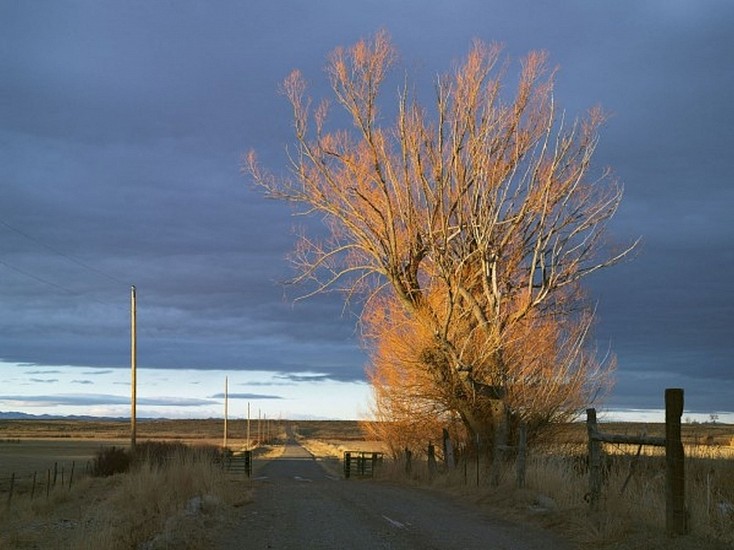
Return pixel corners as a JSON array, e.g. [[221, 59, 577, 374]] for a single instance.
[[247, 31, 635, 453]]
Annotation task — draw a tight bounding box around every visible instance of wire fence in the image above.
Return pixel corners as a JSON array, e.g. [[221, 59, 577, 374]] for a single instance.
[[1, 460, 92, 509]]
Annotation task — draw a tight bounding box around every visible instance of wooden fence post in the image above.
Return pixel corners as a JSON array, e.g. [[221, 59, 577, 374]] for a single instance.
[[404, 448, 412, 475], [475, 433, 480, 487], [427, 444, 437, 477], [344, 452, 351, 479], [490, 404, 509, 486], [7, 473, 14, 507], [31, 471, 37, 500], [665, 388, 687, 535], [463, 452, 468, 485], [244, 451, 252, 478], [442, 429, 455, 470], [586, 408, 602, 511], [516, 423, 527, 489]]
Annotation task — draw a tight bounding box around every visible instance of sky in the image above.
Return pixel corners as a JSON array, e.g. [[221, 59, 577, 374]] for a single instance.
[[1, 1, 732, 422]]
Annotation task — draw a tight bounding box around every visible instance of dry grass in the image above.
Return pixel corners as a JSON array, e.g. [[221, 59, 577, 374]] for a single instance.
[[3, 419, 731, 548], [369, 438, 734, 549], [0, 445, 252, 549], [292, 419, 733, 548]]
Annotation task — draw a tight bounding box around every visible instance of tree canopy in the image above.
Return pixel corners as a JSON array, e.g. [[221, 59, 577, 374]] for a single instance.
[[247, 31, 635, 452]]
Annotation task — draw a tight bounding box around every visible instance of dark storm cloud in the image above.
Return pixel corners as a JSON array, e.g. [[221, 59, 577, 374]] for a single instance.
[[1, 1, 732, 414]]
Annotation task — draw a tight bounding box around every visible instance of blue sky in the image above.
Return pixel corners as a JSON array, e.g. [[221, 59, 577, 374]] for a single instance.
[[1, 1, 732, 421]]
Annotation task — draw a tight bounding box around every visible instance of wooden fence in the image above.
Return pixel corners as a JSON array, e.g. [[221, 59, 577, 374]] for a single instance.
[[586, 388, 687, 535], [343, 451, 383, 479], [223, 450, 252, 477]]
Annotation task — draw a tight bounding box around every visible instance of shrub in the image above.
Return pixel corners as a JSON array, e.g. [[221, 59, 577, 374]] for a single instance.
[[132, 441, 222, 469], [92, 446, 131, 477]]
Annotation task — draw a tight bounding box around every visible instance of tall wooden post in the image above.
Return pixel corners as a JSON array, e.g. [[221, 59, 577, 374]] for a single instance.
[[516, 423, 527, 489], [130, 285, 137, 453], [586, 408, 601, 511], [442, 428, 455, 470], [247, 402, 251, 450], [665, 388, 687, 535], [223, 376, 229, 449]]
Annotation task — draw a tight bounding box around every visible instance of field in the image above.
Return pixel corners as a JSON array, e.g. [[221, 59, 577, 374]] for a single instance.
[[1, 419, 733, 549]]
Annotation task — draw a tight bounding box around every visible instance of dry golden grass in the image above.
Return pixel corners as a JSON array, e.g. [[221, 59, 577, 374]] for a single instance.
[[369, 437, 734, 549], [290, 419, 733, 549], [0, 418, 289, 444], [0, 445, 252, 549], [3, 419, 731, 548]]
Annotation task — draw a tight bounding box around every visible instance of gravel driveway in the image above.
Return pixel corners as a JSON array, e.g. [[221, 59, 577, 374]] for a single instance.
[[214, 440, 572, 549]]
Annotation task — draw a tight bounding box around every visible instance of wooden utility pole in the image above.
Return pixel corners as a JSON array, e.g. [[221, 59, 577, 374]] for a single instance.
[[223, 376, 229, 449], [130, 285, 137, 453], [247, 402, 251, 450]]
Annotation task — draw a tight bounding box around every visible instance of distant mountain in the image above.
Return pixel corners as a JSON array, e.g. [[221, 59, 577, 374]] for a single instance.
[[0, 411, 39, 420], [0, 411, 128, 421]]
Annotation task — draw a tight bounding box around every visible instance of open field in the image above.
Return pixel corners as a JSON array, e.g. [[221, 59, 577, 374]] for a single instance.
[[548, 421, 734, 448], [0, 418, 371, 442], [2, 418, 732, 476], [0, 419, 375, 485], [0, 438, 124, 479], [1, 419, 732, 548]]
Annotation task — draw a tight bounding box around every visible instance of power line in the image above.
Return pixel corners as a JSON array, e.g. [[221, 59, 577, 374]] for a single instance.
[[0, 258, 77, 295], [0, 259, 129, 312], [0, 217, 129, 287]]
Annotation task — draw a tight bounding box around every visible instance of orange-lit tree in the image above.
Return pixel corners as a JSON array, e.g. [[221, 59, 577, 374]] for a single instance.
[[247, 31, 635, 455]]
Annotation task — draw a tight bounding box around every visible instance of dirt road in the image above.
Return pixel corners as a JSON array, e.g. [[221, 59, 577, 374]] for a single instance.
[[214, 439, 571, 549]]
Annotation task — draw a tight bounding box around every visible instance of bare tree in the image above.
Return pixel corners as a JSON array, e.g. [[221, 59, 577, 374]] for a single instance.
[[247, 31, 635, 453]]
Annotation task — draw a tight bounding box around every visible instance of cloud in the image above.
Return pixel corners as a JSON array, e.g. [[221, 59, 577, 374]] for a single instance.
[[29, 378, 58, 383], [238, 380, 296, 387], [208, 392, 282, 400], [273, 372, 366, 384], [0, 1, 732, 419], [0, 394, 219, 407], [71, 379, 93, 385], [275, 373, 331, 383]]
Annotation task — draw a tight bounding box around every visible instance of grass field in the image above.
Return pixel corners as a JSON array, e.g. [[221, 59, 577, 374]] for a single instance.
[[1, 419, 732, 548]]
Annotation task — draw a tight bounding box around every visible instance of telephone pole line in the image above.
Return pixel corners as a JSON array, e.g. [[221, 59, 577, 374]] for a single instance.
[[130, 285, 137, 453], [223, 376, 229, 449]]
